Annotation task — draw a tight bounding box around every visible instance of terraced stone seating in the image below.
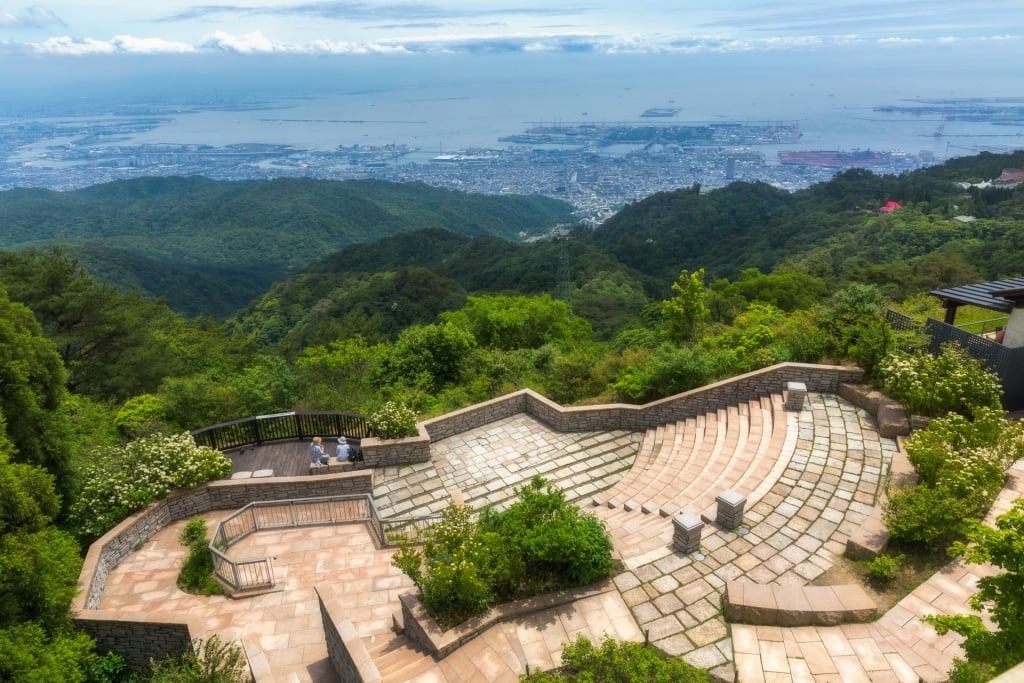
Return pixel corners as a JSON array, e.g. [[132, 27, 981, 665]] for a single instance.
[[593, 393, 787, 518], [724, 580, 877, 627]]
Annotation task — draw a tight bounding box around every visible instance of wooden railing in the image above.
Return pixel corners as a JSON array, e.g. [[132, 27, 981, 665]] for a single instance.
[[191, 411, 371, 451], [209, 494, 433, 591]]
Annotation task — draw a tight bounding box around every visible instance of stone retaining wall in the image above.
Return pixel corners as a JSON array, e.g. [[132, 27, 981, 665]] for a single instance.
[[400, 580, 614, 659], [316, 585, 381, 683], [73, 471, 373, 670], [75, 611, 199, 675], [724, 580, 877, 627]]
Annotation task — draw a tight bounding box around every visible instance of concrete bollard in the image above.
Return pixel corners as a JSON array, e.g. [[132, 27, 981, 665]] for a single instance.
[[715, 489, 746, 530], [784, 381, 807, 411], [672, 513, 704, 554]]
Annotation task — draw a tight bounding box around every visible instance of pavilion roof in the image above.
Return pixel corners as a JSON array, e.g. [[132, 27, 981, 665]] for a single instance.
[[930, 276, 1024, 313]]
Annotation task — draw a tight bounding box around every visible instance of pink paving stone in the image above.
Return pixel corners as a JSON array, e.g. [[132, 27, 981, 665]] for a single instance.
[[733, 652, 767, 683], [798, 641, 838, 675], [832, 654, 872, 682], [759, 640, 789, 673]]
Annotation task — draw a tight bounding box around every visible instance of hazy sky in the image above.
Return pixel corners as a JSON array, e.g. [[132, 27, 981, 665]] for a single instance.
[[1, 1, 1022, 56]]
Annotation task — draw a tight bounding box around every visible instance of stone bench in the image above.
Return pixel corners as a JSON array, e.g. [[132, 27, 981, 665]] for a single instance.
[[309, 459, 358, 475], [845, 443, 918, 560], [724, 580, 876, 627]]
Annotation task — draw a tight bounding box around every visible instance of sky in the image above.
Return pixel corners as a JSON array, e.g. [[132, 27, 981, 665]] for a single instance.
[[1, 1, 1022, 57]]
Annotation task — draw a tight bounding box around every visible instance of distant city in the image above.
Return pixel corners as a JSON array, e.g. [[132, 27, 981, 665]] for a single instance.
[[3, 95, 1022, 226]]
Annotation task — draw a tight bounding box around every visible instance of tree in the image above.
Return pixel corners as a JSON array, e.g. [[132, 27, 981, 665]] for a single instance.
[[443, 294, 589, 351], [925, 499, 1024, 679], [0, 283, 72, 488], [661, 268, 708, 342]]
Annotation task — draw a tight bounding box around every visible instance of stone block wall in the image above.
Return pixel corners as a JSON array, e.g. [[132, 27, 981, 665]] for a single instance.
[[316, 585, 381, 683], [410, 363, 863, 441], [75, 611, 196, 674], [361, 424, 432, 467], [422, 392, 528, 441], [75, 472, 373, 611]]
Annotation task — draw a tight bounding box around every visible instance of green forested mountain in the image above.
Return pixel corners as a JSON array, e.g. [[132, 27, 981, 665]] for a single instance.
[[0, 176, 574, 316]]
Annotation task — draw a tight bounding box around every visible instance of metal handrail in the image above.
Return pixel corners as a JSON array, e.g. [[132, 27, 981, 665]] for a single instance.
[[191, 410, 372, 451], [209, 494, 437, 591]]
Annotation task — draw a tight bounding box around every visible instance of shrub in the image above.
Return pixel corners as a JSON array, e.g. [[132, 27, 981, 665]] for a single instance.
[[878, 343, 1002, 418], [392, 504, 498, 627], [177, 518, 223, 596], [479, 477, 614, 595], [68, 433, 233, 541], [520, 634, 710, 682], [148, 635, 247, 683], [863, 553, 902, 586], [885, 406, 1024, 548], [368, 400, 418, 439], [393, 477, 615, 628]]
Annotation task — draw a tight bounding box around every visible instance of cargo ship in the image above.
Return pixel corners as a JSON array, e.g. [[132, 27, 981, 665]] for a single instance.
[[778, 149, 895, 168]]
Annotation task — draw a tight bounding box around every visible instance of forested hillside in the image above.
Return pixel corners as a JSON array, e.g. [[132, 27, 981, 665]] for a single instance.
[[0, 150, 1022, 680], [0, 176, 575, 316]]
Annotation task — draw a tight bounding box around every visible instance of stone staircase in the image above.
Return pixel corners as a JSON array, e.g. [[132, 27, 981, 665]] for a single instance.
[[588, 393, 789, 534]]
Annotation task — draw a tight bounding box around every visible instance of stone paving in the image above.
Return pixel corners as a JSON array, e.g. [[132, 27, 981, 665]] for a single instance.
[[372, 413, 641, 518], [95, 391, 1015, 682]]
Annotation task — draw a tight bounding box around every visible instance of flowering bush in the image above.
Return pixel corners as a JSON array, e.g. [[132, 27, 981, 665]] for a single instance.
[[368, 400, 418, 439], [885, 407, 1024, 547], [878, 343, 1002, 418], [69, 432, 232, 541]]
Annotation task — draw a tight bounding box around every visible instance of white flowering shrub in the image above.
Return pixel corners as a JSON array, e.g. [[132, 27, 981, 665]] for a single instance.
[[878, 342, 1002, 418], [69, 432, 232, 540], [368, 400, 418, 439], [886, 407, 1024, 546]]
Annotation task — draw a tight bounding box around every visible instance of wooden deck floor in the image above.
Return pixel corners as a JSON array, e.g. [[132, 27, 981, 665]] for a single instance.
[[226, 441, 317, 478]]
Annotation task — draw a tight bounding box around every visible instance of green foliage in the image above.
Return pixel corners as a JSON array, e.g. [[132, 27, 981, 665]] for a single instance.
[[368, 401, 418, 439], [0, 527, 82, 633], [479, 477, 615, 592], [661, 268, 708, 342], [394, 478, 614, 628], [878, 343, 1003, 418], [392, 504, 497, 627], [147, 635, 248, 683], [295, 336, 384, 412], [177, 518, 223, 596], [114, 394, 170, 438], [0, 281, 72, 488], [520, 634, 710, 683], [443, 294, 590, 350], [902, 408, 1023, 493], [0, 453, 61, 535], [0, 178, 573, 318], [611, 343, 722, 403], [377, 322, 477, 395], [69, 433, 233, 541], [863, 554, 903, 587], [924, 499, 1024, 678], [0, 622, 98, 683], [884, 484, 975, 548], [885, 408, 1024, 548], [822, 284, 890, 374]]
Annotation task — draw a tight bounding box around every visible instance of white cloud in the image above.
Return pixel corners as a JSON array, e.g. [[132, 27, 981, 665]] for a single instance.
[[0, 5, 64, 29], [876, 36, 925, 45], [199, 30, 278, 54], [32, 35, 115, 55], [112, 34, 194, 54]]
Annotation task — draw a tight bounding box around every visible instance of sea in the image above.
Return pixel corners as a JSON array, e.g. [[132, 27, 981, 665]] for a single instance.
[[5, 48, 1024, 164]]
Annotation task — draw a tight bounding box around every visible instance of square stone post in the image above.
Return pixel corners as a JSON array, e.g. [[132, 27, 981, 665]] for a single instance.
[[784, 381, 807, 411], [715, 489, 746, 530], [672, 513, 704, 554]]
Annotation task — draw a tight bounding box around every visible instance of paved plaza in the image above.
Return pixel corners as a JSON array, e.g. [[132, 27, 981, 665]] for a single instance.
[[97, 391, 1019, 682]]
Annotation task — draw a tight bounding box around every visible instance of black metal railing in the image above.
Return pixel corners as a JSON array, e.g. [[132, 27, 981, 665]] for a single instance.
[[191, 411, 371, 451], [209, 494, 436, 591], [884, 309, 1024, 411]]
